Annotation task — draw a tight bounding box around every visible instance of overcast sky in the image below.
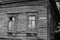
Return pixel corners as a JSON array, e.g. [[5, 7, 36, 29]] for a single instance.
[[56, 2, 60, 9]]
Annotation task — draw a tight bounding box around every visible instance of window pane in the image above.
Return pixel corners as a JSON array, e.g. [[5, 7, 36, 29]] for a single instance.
[[31, 17, 35, 20], [32, 21, 35, 28], [29, 16, 35, 20], [12, 17, 15, 21], [29, 24, 32, 28], [28, 21, 32, 28], [11, 22, 14, 31], [29, 17, 32, 20], [9, 21, 12, 30], [9, 21, 15, 31]]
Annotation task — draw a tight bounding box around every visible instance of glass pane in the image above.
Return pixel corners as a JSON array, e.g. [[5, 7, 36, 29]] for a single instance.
[[32, 21, 35, 28], [28, 21, 32, 28], [29, 16, 35, 20], [31, 17, 35, 20], [29, 24, 32, 28], [12, 17, 15, 21], [9, 21, 12, 30], [11, 22, 14, 31], [9, 21, 15, 31], [29, 17, 32, 20]]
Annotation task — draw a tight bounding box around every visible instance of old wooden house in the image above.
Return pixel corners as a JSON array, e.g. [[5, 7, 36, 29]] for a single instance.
[[0, 0, 54, 40]]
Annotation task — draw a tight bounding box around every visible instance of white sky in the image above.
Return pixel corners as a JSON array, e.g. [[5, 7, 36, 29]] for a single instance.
[[56, 2, 60, 9]]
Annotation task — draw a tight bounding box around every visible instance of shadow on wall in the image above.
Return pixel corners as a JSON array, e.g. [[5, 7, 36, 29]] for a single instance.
[[37, 38, 45, 40], [0, 38, 45, 40], [0, 38, 21, 40]]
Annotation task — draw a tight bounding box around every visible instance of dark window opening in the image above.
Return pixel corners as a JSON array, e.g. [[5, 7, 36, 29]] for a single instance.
[[9, 17, 12, 21], [26, 33, 37, 37]]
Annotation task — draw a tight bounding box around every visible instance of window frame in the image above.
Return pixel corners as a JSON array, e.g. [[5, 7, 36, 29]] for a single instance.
[[28, 15, 36, 29], [7, 13, 18, 32], [8, 17, 15, 31]]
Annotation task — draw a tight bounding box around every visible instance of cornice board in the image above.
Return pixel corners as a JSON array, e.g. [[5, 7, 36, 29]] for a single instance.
[[0, 6, 45, 13], [0, 0, 49, 3], [55, 0, 60, 2], [0, 1, 48, 8]]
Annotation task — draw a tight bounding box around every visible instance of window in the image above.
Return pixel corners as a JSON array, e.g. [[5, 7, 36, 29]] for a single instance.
[[28, 16, 35, 28], [9, 17, 15, 31]]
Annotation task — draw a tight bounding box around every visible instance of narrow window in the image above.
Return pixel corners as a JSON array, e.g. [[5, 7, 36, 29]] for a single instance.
[[28, 16, 35, 28], [9, 17, 15, 31]]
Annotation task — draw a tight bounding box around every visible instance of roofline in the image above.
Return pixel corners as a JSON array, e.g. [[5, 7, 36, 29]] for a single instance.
[[0, 1, 49, 8]]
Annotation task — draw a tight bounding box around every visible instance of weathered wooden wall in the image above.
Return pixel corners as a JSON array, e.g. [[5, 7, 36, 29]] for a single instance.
[[0, 1, 49, 40]]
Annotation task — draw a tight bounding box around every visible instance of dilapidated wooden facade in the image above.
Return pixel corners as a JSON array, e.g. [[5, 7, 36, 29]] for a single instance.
[[0, 0, 49, 40]]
